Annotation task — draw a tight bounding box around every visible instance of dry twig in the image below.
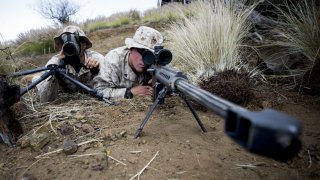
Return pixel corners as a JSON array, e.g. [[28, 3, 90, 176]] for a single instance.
[[308, 150, 312, 168], [35, 139, 100, 159], [130, 151, 159, 180], [68, 153, 127, 166], [19, 157, 49, 178]]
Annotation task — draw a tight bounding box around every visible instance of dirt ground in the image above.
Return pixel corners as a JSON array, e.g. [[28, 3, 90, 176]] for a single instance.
[[1, 25, 320, 180], [1, 85, 319, 180]]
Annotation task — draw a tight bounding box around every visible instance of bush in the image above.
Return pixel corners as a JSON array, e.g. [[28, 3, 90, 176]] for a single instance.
[[14, 38, 56, 57], [271, 0, 320, 67]]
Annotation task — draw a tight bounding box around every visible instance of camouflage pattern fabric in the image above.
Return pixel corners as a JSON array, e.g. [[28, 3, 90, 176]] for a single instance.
[[93, 46, 144, 99], [93, 26, 163, 99], [125, 26, 163, 52], [54, 25, 92, 49]]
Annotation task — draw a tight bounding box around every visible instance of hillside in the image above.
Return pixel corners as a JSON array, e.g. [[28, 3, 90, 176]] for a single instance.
[[0, 22, 319, 179]]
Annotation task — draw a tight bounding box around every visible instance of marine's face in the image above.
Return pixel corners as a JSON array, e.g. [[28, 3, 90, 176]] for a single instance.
[[128, 48, 145, 73]]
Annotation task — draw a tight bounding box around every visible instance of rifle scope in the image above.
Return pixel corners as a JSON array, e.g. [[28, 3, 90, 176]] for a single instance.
[[142, 45, 172, 67]]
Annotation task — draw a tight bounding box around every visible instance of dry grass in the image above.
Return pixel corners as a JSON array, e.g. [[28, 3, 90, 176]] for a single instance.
[[270, 0, 320, 71], [166, 0, 255, 84], [0, 37, 16, 75], [143, 3, 188, 23]]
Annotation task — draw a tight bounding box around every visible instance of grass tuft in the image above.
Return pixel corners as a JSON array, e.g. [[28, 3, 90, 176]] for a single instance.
[[166, 0, 255, 84], [271, 0, 320, 66]]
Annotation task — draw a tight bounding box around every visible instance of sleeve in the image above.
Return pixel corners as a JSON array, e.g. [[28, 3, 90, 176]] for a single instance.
[[34, 55, 61, 102], [93, 51, 127, 99], [45, 55, 61, 66], [87, 51, 105, 76]]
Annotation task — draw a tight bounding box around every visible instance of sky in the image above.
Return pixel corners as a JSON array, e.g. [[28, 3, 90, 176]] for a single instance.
[[0, 0, 158, 41]]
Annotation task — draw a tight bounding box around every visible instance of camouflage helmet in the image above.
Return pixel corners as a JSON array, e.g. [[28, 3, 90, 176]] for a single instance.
[[54, 25, 92, 49], [125, 26, 163, 52]]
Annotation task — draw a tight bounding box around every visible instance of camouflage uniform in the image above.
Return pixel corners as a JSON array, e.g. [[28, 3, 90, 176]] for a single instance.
[[93, 26, 163, 99], [33, 26, 104, 102]]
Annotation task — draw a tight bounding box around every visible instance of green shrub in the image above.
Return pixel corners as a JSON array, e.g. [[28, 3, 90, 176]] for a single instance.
[[14, 38, 56, 57]]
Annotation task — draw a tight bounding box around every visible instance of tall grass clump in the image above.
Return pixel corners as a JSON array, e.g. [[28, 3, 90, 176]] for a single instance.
[[271, 0, 320, 69], [167, 0, 255, 84]]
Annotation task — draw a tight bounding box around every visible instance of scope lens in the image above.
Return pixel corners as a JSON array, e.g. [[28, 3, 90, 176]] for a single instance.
[[157, 49, 172, 65], [140, 49, 155, 67]]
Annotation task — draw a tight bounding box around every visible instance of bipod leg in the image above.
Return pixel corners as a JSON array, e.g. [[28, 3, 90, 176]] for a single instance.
[[134, 87, 168, 138], [20, 70, 54, 97], [181, 94, 207, 132], [56, 70, 105, 100]]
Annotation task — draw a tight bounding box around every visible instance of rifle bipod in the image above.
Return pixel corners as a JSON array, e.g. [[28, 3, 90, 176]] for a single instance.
[[9, 64, 111, 104], [134, 86, 207, 138]]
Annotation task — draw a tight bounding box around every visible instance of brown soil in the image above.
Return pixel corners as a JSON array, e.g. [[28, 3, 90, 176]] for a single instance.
[[1, 25, 320, 180], [200, 70, 252, 106]]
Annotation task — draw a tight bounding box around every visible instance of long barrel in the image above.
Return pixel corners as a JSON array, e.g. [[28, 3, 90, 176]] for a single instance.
[[176, 79, 242, 117], [152, 65, 302, 160]]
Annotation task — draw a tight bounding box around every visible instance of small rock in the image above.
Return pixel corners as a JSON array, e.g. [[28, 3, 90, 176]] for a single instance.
[[103, 130, 111, 140], [74, 123, 82, 129], [0, 163, 4, 170], [59, 124, 74, 136], [83, 159, 90, 165], [115, 133, 122, 139], [80, 120, 87, 123], [29, 133, 50, 151], [91, 163, 104, 171], [119, 130, 127, 137], [17, 136, 30, 148], [63, 140, 78, 155], [82, 124, 94, 133], [81, 165, 89, 169], [128, 157, 138, 164], [110, 135, 118, 141], [21, 173, 36, 180], [75, 114, 85, 120]]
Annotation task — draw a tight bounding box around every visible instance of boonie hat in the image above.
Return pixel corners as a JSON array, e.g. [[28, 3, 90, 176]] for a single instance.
[[54, 25, 92, 49], [125, 26, 163, 52]]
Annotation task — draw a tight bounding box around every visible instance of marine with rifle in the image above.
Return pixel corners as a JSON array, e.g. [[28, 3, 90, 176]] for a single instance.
[[93, 26, 163, 99]]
